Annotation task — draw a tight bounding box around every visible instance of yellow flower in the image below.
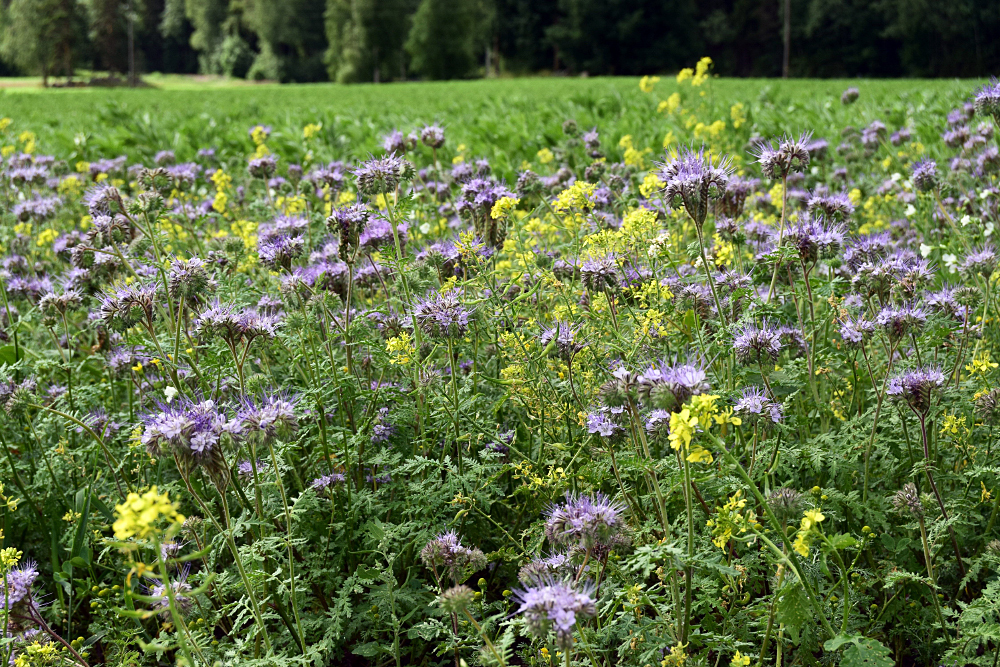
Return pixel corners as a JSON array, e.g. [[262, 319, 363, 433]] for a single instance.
[[113, 486, 185, 541], [0, 117, 11, 132], [676, 67, 694, 84], [661, 644, 688, 667], [692, 57, 712, 86], [686, 445, 713, 464], [662, 131, 676, 148], [982, 482, 992, 503], [801, 508, 825, 531], [537, 147, 555, 164], [966, 352, 999, 376], [303, 122, 322, 139], [491, 196, 520, 219], [35, 228, 59, 247], [0, 547, 22, 570], [639, 75, 660, 93], [668, 408, 698, 451], [639, 173, 665, 198], [731, 651, 750, 667], [386, 332, 415, 365], [553, 181, 597, 213], [730, 103, 747, 129]]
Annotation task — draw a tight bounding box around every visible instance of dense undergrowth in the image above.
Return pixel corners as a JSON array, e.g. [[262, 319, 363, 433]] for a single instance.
[[1, 69, 1000, 667]]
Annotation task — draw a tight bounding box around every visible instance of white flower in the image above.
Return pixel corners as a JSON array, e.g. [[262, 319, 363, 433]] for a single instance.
[[919, 243, 934, 258], [419, 222, 431, 235], [943, 253, 958, 274], [986, 222, 995, 237], [891, 172, 902, 182], [904, 204, 916, 217], [961, 214, 972, 227], [164, 386, 179, 403]]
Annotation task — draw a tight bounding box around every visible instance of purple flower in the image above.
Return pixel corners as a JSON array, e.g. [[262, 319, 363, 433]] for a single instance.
[[412, 291, 472, 338], [635, 361, 710, 411], [358, 217, 407, 254], [84, 183, 123, 217], [545, 493, 624, 549], [237, 458, 269, 479], [154, 150, 176, 165], [247, 155, 278, 179], [420, 531, 486, 584], [355, 153, 408, 196], [586, 408, 623, 439], [12, 195, 61, 222], [0, 559, 38, 610], [147, 565, 193, 618], [540, 321, 582, 359], [420, 124, 445, 149], [876, 304, 926, 341], [806, 192, 854, 220], [961, 244, 997, 279], [311, 472, 346, 491], [752, 133, 811, 180], [785, 216, 845, 263], [382, 129, 408, 154], [733, 385, 784, 424], [580, 255, 619, 292], [515, 578, 596, 650], [887, 367, 945, 414], [910, 159, 938, 192], [141, 398, 239, 472], [99, 281, 158, 332], [974, 77, 1000, 120], [658, 147, 733, 226], [841, 87, 859, 105], [238, 393, 299, 446], [839, 316, 876, 348], [257, 233, 304, 270], [733, 320, 782, 366]]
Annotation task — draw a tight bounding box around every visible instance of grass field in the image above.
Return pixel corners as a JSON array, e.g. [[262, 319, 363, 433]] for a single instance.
[[0, 77, 980, 177]]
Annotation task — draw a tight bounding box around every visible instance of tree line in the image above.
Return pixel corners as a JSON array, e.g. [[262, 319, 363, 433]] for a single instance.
[[1, 0, 998, 84]]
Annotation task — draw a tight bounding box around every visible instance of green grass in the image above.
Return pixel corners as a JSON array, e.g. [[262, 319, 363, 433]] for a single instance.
[[0, 77, 982, 179]]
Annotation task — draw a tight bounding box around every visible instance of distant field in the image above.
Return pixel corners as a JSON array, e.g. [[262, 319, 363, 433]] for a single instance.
[[0, 76, 981, 178]]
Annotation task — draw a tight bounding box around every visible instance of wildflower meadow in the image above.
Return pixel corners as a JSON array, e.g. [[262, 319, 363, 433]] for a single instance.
[[2, 67, 1000, 667]]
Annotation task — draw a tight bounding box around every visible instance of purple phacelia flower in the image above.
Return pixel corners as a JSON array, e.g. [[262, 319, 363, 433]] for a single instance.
[[514, 578, 596, 650]]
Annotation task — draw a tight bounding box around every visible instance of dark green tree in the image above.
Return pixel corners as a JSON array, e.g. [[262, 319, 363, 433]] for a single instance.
[[0, 0, 88, 85], [242, 0, 327, 81], [405, 0, 481, 79], [325, 0, 417, 83]]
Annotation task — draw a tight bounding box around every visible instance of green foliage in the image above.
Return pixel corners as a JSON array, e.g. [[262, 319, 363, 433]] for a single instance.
[[405, 0, 482, 80]]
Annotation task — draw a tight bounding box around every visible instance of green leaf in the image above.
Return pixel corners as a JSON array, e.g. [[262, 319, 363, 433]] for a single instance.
[[824, 635, 894, 667], [842, 638, 894, 667], [775, 583, 811, 645], [351, 641, 384, 657], [0, 346, 17, 365], [827, 533, 858, 550]]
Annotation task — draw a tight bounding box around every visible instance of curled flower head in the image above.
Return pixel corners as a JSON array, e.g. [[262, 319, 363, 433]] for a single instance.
[[975, 388, 1000, 425], [257, 233, 304, 271], [438, 584, 475, 614], [733, 320, 782, 366], [515, 578, 596, 650], [752, 132, 812, 180], [841, 87, 860, 105], [658, 147, 733, 227], [420, 124, 445, 148], [99, 281, 158, 332], [545, 492, 625, 549], [887, 367, 945, 414], [806, 192, 854, 220], [1, 559, 38, 611], [420, 531, 486, 584], [412, 290, 472, 338], [354, 153, 410, 196], [784, 216, 845, 263], [168, 257, 212, 303], [839, 316, 876, 348], [974, 78, 1000, 121], [141, 398, 239, 474], [892, 483, 923, 518], [961, 243, 997, 279], [910, 159, 938, 192], [876, 304, 926, 342], [540, 321, 583, 359], [238, 393, 299, 446], [636, 361, 710, 412], [733, 385, 784, 424], [767, 488, 803, 524], [247, 154, 278, 179], [147, 565, 194, 618]]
